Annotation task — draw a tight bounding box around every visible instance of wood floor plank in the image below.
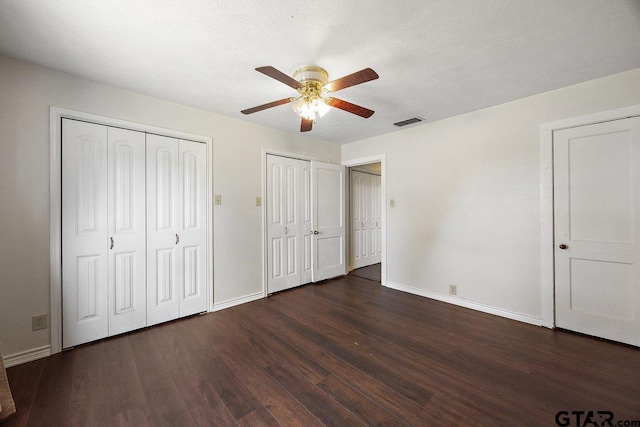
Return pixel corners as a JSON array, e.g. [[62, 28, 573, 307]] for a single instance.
[[101, 335, 153, 426], [174, 319, 263, 421], [149, 321, 239, 426], [216, 341, 326, 427], [316, 374, 408, 427], [219, 309, 330, 384], [231, 312, 330, 382], [22, 352, 76, 426], [237, 406, 281, 427], [264, 295, 435, 407], [203, 356, 262, 422], [263, 363, 366, 427], [260, 293, 498, 424], [240, 299, 448, 426], [66, 341, 113, 426], [3, 359, 44, 427], [293, 283, 561, 423], [128, 330, 197, 427]]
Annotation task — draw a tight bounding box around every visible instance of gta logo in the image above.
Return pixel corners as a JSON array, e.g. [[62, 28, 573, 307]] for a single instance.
[[555, 411, 640, 427]]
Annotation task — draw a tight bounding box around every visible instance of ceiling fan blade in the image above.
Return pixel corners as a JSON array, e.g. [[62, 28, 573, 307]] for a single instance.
[[241, 97, 294, 115], [300, 117, 313, 132], [256, 66, 304, 90], [326, 97, 374, 118], [323, 68, 379, 92]]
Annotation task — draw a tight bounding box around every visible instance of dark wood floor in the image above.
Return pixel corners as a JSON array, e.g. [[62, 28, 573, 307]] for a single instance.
[[5, 274, 640, 426], [348, 263, 381, 283]]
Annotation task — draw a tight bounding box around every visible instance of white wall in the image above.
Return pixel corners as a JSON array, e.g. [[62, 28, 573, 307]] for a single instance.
[[0, 55, 340, 357], [343, 68, 640, 321]]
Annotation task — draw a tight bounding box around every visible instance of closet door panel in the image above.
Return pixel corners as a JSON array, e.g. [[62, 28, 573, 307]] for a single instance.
[[370, 175, 382, 264], [147, 134, 181, 326], [107, 127, 147, 336], [266, 155, 308, 292], [283, 158, 301, 289], [351, 171, 370, 269], [300, 161, 313, 285], [267, 155, 287, 293], [178, 140, 208, 316], [62, 119, 109, 348]]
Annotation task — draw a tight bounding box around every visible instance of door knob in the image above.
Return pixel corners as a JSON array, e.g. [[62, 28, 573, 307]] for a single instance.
[[176, 234, 180, 245], [110, 237, 114, 250], [313, 230, 320, 235], [559, 244, 568, 250]]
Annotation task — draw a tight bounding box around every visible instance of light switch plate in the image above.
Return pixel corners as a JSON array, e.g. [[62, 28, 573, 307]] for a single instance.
[[215, 195, 221, 205], [390, 199, 396, 207], [256, 196, 261, 207]]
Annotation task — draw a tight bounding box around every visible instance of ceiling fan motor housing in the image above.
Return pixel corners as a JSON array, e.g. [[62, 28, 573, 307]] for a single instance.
[[293, 66, 329, 87]]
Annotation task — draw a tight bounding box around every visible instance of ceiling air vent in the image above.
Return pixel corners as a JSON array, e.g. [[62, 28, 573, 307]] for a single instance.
[[393, 117, 423, 127]]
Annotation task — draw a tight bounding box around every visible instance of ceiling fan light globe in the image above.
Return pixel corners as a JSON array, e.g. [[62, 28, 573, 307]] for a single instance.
[[291, 97, 305, 115], [317, 100, 331, 118], [302, 109, 316, 122]]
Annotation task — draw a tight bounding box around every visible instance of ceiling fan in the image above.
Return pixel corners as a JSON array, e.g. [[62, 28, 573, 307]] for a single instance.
[[241, 65, 379, 132]]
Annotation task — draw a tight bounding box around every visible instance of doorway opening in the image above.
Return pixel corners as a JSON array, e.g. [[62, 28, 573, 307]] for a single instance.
[[343, 154, 387, 286]]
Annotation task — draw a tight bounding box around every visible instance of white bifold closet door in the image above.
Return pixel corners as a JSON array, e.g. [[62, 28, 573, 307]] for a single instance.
[[63, 120, 147, 347], [266, 155, 312, 293], [350, 170, 381, 269], [63, 119, 208, 348], [266, 155, 346, 293], [146, 134, 208, 326]]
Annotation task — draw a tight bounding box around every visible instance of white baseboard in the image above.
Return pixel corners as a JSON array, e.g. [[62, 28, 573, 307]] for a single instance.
[[3, 345, 52, 368], [384, 281, 544, 327], [213, 291, 264, 312]]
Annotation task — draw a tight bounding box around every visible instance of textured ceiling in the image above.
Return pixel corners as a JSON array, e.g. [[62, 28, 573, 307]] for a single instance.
[[1, 0, 639, 144]]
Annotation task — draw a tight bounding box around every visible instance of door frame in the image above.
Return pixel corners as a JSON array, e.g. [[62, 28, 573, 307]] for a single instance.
[[50, 106, 214, 354], [539, 104, 640, 329], [343, 154, 387, 286], [261, 148, 333, 297]]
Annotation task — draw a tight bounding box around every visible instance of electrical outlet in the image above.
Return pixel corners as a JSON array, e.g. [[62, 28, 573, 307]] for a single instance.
[[256, 196, 261, 207], [214, 194, 222, 205], [32, 314, 47, 331], [390, 199, 396, 207], [449, 285, 457, 296]]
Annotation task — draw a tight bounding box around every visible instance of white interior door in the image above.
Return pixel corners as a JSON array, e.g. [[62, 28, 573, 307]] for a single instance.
[[554, 116, 640, 346], [370, 174, 382, 264], [312, 161, 346, 281], [107, 127, 147, 336], [62, 119, 109, 348], [178, 140, 208, 317], [146, 134, 181, 326]]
